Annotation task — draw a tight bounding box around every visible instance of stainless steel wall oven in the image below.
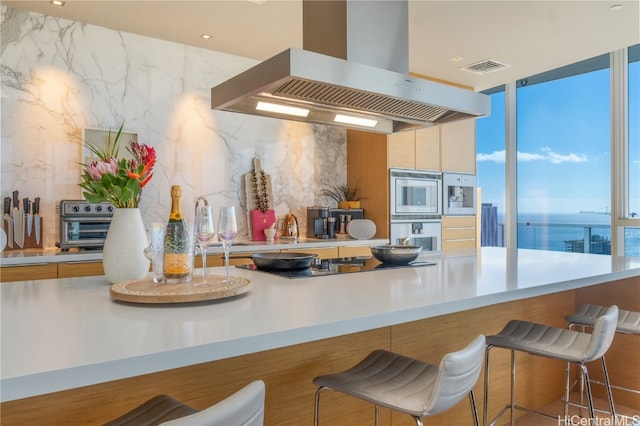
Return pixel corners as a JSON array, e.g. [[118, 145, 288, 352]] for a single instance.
[[389, 168, 442, 251]]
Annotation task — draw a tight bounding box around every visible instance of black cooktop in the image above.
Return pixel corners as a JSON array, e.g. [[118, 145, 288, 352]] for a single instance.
[[236, 256, 435, 279]]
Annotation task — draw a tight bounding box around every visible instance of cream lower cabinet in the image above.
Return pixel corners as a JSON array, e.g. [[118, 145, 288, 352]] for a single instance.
[[442, 216, 477, 250], [280, 246, 338, 259], [338, 245, 372, 257]]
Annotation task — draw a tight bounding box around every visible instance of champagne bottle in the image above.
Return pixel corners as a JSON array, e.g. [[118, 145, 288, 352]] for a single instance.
[[163, 185, 191, 279]]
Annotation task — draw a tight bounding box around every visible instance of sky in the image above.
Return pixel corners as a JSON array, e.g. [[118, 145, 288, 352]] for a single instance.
[[475, 59, 639, 216]]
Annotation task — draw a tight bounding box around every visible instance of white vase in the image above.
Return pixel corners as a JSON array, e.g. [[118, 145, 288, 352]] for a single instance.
[[102, 208, 150, 284]]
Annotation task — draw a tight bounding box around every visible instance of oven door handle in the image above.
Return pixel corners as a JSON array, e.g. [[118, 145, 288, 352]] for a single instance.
[[61, 216, 112, 223]]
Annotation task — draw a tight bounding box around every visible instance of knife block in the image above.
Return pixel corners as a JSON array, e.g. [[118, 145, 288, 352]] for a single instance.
[[23, 216, 43, 249], [2, 216, 43, 250]]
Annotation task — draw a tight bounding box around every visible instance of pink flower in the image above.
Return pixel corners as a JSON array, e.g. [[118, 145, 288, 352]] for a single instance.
[[87, 157, 119, 181]]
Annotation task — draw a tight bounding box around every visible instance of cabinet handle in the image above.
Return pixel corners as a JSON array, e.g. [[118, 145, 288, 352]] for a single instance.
[[2, 262, 52, 267]]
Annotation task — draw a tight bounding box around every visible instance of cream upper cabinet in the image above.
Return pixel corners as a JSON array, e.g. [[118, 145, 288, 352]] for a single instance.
[[387, 127, 441, 171], [387, 121, 473, 173], [387, 131, 415, 169], [415, 126, 440, 171], [439, 120, 476, 174]]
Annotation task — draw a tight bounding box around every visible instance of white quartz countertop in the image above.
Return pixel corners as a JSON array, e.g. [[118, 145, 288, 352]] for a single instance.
[[2, 247, 639, 402], [0, 238, 388, 266]]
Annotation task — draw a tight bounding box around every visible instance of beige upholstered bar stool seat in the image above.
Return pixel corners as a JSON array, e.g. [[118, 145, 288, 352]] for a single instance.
[[483, 305, 619, 426], [567, 303, 640, 335], [103, 380, 265, 426], [313, 335, 486, 426], [566, 304, 640, 404]]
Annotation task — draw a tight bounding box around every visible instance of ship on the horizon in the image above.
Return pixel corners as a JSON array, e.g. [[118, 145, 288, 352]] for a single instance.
[[579, 206, 611, 215]]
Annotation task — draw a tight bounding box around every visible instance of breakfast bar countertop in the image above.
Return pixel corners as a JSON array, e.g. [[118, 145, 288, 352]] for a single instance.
[[2, 247, 639, 402]]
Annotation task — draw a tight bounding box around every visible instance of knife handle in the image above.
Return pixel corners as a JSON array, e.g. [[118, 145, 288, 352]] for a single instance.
[[23, 198, 30, 215], [3, 197, 10, 215], [12, 191, 19, 210], [33, 197, 40, 215]]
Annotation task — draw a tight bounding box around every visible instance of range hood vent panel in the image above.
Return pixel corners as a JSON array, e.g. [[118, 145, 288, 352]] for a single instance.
[[274, 78, 450, 122]]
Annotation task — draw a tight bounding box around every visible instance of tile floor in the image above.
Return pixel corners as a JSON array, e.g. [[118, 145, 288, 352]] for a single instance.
[[510, 395, 639, 426]]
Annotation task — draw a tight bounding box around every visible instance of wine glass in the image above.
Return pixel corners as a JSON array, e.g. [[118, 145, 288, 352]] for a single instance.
[[217, 206, 238, 283], [194, 205, 215, 286]]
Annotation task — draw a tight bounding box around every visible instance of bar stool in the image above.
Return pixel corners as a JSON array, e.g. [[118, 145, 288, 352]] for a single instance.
[[103, 380, 265, 426], [483, 305, 618, 426], [313, 334, 485, 426], [565, 304, 640, 414]]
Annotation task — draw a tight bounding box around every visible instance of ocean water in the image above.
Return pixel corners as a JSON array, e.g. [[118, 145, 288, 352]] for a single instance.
[[491, 213, 640, 257]]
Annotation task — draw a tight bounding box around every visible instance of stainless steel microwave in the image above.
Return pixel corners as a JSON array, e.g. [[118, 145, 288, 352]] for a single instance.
[[389, 168, 442, 220]]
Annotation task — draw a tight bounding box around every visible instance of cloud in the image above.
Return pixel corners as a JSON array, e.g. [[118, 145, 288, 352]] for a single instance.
[[476, 150, 505, 163], [518, 152, 546, 162], [541, 146, 588, 164], [477, 147, 588, 164]]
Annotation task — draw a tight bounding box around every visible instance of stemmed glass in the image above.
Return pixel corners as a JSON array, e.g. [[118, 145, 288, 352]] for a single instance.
[[194, 205, 216, 286], [217, 206, 238, 283]]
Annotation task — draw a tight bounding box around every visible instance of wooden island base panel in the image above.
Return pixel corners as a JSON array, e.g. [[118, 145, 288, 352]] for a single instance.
[[2, 277, 638, 426]]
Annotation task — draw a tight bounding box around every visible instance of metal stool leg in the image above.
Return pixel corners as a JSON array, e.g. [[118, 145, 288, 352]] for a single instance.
[[564, 358, 571, 423], [600, 355, 617, 423], [483, 345, 492, 426], [469, 390, 480, 426], [374, 403, 379, 426], [314, 386, 327, 426], [580, 363, 597, 421], [510, 349, 515, 426], [567, 322, 587, 417]]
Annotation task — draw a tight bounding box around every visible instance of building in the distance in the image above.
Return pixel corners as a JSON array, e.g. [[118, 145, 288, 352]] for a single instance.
[[481, 203, 499, 246]]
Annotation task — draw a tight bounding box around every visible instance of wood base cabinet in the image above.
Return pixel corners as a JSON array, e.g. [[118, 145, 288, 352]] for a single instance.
[[0, 263, 57, 283], [442, 216, 478, 250]]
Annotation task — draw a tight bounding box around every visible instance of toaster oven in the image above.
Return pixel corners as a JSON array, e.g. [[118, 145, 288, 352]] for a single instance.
[[56, 200, 114, 250]]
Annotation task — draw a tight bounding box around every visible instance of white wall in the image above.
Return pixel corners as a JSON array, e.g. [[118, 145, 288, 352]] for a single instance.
[[0, 6, 346, 248]]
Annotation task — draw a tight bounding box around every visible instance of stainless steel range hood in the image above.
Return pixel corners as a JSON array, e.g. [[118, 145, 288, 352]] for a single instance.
[[211, 1, 490, 134]]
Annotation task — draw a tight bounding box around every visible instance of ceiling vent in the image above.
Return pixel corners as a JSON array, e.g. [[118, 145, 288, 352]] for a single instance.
[[461, 59, 511, 75]]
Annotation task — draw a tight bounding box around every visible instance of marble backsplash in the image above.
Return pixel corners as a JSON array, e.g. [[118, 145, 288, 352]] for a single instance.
[[1, 6, 347, 248]]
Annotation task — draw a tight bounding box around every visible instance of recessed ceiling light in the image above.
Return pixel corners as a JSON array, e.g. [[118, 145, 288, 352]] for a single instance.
[[50, 0, 65, 6], [449, 56, 465, 62], [609, 4, 623, 11], [200, 34, 212, 40]]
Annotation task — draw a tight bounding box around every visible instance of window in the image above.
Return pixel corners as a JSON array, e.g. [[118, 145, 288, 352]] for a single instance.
[[628, 45, 639, 217], [516, 57, 611, 253], [624, 45, 640, 255], [477, 45, 639, 256], [476, 89, 506, 247]]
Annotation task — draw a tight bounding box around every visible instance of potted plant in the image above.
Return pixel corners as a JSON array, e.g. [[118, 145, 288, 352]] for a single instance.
[[78, 122, 157, 284], [321, 183, 361, 209]]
